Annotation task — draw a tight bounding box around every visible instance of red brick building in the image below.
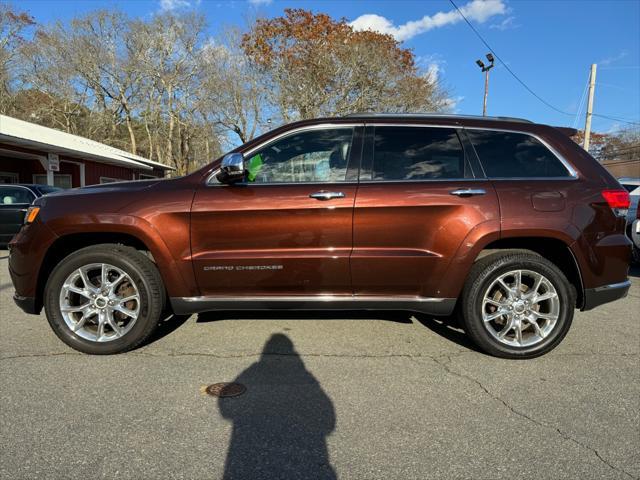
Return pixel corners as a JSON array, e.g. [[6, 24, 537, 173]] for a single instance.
[[0, 114, 173, 187]]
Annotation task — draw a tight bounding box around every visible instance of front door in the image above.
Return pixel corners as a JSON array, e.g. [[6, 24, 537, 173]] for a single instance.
[[351, 125, 500, 298], [191, 125, 362, 296]]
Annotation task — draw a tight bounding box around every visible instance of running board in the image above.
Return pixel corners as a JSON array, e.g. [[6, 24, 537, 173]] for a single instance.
[[170, 295, 456, 316]]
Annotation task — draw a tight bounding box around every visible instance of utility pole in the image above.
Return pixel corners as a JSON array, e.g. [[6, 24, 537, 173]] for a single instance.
[[583, 63, 597, 152], [476, 53, 495, 116]]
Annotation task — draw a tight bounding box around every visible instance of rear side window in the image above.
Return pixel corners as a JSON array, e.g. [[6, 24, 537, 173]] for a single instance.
[[371, 127, 468, 181], [466, 130, 571, 178]]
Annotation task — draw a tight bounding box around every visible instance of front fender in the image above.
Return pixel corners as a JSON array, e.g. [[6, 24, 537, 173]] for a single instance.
[[45, 213, 197, 298]]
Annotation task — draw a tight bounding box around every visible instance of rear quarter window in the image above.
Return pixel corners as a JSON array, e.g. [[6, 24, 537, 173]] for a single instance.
[[466, 130, 571, 178]]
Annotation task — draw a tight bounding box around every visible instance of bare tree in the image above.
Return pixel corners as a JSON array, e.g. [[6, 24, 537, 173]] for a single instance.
[[130, 12, 207, 173], [0, 4, 35, 113], [198, 27, 268, 145]]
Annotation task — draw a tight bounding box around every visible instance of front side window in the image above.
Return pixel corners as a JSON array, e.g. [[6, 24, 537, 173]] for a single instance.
[[466, 130, 571, 178], [244, 128, 354, 184], [371, 127, 467, 181]]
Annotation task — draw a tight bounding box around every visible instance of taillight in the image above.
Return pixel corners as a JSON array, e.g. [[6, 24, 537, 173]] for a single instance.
[[601, 189, 630, 218]]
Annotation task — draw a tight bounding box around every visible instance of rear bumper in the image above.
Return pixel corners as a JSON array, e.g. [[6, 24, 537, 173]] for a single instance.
[[582, 280, 631, 311], [13, 294, 39, 315]]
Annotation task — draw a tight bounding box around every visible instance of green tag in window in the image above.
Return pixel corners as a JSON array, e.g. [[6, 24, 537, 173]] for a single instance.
[[247, 154, 263, 182]]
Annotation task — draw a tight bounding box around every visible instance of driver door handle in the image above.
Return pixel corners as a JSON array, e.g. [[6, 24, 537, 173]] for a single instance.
[[449, 188, 486, 197], [309, 191, 346, 201]]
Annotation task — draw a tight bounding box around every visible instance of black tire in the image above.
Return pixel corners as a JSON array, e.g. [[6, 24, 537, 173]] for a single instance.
[[44, 244, 166, 354], [632, 244, 640, 266], [459, 250, 575, 359]]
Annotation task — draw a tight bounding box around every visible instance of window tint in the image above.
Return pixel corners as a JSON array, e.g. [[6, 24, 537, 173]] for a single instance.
[[0, 187, 35, 205], [467, 130, 570, 178], [371, 127, 466, 181], [245, 128, 353, 184]]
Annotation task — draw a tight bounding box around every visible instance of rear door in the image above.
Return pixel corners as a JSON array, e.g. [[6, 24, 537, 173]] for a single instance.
[[351, 124, 500, 298], [0, 186, 34, 244], [191, 125, 363, 296]]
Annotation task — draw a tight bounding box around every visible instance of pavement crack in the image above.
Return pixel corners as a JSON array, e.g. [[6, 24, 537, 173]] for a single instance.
[[0, 352, 82, 361], [430, 356, 638, 480]]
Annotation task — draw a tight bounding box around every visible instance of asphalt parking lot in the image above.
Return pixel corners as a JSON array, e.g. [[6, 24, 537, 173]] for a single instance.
[[1, 250, 638, 480]]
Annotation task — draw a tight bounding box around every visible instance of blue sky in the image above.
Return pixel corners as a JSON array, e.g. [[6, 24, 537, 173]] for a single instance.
[[18, 0, 640, 133]]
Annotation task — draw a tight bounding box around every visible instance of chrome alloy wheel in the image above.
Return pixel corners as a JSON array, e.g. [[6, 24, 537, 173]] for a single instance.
[[482, 269, 560, 347], [59, 263, 141, 342]]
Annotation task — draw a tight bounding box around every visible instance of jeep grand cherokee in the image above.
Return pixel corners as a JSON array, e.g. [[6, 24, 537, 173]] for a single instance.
[[8, 114, 632, 358]]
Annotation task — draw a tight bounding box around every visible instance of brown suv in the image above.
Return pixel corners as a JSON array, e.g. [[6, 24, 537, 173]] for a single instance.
[[8, 114, 632, 358]]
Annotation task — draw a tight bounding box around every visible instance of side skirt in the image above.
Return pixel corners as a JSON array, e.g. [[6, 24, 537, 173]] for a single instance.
[[169, 295, 457, 316]]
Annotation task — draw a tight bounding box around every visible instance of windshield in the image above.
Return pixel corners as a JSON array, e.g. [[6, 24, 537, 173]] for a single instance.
[[36, 186, 63, 195]]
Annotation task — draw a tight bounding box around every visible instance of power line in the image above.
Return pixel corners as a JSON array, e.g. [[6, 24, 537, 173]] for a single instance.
[[592, 113, 640, 126], [448, 0, 640, 126], [573, 74, 589, 129]]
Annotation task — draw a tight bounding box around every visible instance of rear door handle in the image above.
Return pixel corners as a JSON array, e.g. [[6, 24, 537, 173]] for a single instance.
[[450, 188, 486, 197], [309, 191, 346, 201]]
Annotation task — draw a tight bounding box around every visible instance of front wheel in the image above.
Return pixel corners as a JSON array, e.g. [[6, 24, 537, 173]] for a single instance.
[[44, 244, 166, 354], [460, 251, 575, 359]]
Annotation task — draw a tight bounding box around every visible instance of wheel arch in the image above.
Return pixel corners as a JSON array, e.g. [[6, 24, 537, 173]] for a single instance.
[[473, 237, 584, 308], [36, 232, 152, 312], [35, 223, 194, 312]]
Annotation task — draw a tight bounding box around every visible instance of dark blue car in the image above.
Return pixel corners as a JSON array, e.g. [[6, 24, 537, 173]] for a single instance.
[[0, 184, 62, 246]]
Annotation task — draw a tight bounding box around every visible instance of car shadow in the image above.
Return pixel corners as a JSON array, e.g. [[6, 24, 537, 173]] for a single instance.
[[195, 309, 479, 352], [218, 334, 336, 479], [141, 312, 191, 346], [196, 309, 413, 324], [629, 265, 640, 278], [411, 313, 481, 352]]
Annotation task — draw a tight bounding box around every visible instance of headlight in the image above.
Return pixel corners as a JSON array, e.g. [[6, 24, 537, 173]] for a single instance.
[[24, 206, 40, 224]]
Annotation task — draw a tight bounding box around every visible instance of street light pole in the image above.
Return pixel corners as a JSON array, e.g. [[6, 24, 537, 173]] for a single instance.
[[476, 53, 495, 116], [483, 67, 490, 117]]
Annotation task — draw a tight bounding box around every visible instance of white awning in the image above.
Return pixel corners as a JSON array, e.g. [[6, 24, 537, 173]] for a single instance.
[[0, 114, 174, 171]]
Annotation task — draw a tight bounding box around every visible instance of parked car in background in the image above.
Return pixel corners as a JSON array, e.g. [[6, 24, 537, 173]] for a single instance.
[[618, 178, 640, 263], [8, 114, 633, 359], [0, 184, 61, 247]]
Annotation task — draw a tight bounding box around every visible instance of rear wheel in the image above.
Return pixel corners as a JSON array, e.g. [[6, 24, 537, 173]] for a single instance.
[[460, 251, 575, 359], [44, 244, 165, 354]]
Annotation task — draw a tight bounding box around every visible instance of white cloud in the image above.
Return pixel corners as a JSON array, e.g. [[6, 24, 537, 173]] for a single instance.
[[416, 54, 446, 82], [489, 15, 518, 30], [599, 50, 628, 66], [350, 0, 506, 42], [249, 0, 272, 5], [160, 0, 190, 11]]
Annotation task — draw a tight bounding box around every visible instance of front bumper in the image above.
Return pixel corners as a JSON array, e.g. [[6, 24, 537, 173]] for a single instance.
[[582, 280, 631, 311]]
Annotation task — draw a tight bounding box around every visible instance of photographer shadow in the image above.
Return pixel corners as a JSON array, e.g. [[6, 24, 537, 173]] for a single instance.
[[219, 333, 336, 480]]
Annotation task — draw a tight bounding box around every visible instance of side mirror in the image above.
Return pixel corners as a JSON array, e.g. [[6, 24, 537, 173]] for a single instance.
[[217, 153, 244, 184]]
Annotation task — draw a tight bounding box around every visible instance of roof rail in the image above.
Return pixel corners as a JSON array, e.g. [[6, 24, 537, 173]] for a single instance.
[[342, 112, 533, 123]]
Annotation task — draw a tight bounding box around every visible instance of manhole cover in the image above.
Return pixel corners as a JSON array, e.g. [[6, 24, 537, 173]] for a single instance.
[[205, 382, 246, 398]]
